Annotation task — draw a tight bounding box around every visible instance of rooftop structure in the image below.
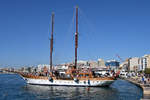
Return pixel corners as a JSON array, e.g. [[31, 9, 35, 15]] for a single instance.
[[105, 60, 120, 70]]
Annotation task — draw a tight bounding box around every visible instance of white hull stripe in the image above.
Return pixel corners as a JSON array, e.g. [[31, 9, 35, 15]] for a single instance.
[[23, 78, 114, 87]]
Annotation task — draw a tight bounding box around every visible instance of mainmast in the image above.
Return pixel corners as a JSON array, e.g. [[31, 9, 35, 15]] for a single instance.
[[75, 6, 78, 69], [50, 12, 54, 72]]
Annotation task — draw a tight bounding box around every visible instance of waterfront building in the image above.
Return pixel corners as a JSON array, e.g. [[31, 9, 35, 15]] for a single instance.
[[26, 66, 37, 73], [7, 67, 15, 72], [77, 60, 88, 68], [105, 60, 120, 70], [37, 64, 50, 72], [143, 55, 150, 69], [55, 65, 68, 70], [20, 67, 29, 73], [97, 59, 105, 68], [136, 54, 150, 71], [120, 59, 129, 71], [128, 57, 139, 72], [77, 60, 88, 65], [138, 58, 143, 71], [88, 60, 98, 68], [139, 55, 150, 71]]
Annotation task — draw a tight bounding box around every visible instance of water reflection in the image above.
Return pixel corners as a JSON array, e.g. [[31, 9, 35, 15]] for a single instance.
[[23, 80, 143, 100], [23, 85, 119, 100], [0, 74, 143, 100]]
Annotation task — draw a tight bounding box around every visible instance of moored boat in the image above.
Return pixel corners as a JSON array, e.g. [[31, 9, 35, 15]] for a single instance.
[[19, 72, 114, 86], [19, 6, 115, 87]]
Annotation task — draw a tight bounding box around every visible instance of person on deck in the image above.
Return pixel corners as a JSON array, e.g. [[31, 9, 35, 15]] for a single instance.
[[142, 76, 144, 84]]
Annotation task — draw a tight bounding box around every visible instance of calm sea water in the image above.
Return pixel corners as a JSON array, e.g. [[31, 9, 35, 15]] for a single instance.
[[0, 74, 143, 100]]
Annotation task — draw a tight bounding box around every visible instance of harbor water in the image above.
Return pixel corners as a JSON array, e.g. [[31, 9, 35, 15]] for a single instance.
[[0, 74, 143, 100]]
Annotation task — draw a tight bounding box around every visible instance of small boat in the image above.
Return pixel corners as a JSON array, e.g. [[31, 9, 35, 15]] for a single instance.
[[19, 6, 115, 87]]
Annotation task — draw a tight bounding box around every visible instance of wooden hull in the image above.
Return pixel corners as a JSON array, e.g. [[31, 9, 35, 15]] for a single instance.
[[19, 74, 115, 87]]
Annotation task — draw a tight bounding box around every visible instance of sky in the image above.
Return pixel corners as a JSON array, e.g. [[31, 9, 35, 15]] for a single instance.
[[0, 0, 150, 66]]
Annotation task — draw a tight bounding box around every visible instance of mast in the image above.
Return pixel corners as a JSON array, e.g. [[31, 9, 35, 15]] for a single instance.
[[50, 12, 54, 72], [75, 6, 78, 69]]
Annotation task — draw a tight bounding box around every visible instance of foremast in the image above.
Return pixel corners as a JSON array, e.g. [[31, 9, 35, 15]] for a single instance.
[[50, 12, 54, 73]]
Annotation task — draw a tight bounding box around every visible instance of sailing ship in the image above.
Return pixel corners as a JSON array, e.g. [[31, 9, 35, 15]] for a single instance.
[[19, 6, 115, 87]]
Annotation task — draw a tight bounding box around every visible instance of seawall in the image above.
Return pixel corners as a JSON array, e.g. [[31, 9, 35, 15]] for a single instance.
[[121, 78, 150, 100]]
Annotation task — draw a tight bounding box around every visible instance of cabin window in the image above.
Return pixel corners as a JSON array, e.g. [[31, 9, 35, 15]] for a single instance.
[[79, 74, 83, 77], [85, 74, 89, 77]]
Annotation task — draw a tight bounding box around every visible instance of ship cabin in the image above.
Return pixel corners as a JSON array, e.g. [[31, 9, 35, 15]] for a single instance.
[[77, 72, 93, 79]]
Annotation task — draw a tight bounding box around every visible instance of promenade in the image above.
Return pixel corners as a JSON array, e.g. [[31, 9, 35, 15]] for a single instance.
[[123, 77, 150, 100]]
